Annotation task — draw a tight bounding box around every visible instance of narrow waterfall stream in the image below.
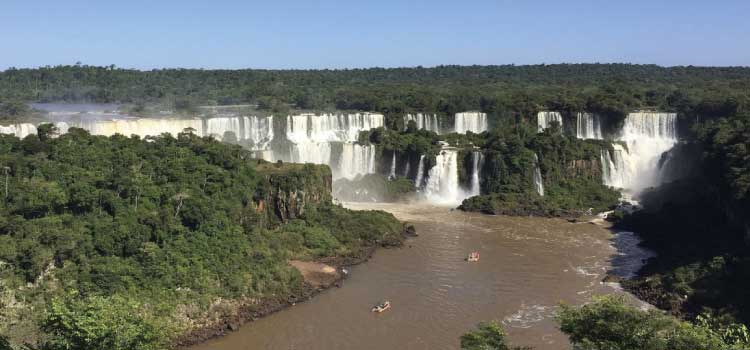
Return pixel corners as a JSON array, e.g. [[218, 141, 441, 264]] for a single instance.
[[533, 153, 545, 196], [470, 151, 483, 196]]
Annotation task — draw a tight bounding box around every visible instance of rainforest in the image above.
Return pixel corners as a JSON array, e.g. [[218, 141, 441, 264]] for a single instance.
[[0, 64, 749, 350]]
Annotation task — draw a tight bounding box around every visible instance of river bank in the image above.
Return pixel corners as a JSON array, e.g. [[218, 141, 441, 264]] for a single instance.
[[189, 202, 648, 350], [176, 243, 391, 347]]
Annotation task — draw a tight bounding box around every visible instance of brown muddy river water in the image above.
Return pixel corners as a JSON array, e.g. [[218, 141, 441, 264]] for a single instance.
[[192, 202, 648, 350]]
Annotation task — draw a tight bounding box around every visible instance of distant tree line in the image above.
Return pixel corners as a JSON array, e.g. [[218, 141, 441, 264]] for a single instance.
[[1, 64, 748, 130]]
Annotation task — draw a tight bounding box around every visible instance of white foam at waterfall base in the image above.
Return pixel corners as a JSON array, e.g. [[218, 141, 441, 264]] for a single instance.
[[606, 112, 678, 197], [424, 149, 470, 205], [454, 112, 488, 134], [338, 143, 376, 179], [537, 111, 563, 132]]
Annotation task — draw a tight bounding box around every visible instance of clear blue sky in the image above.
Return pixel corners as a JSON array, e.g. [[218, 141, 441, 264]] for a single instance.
[[1, 0, 748, 70]]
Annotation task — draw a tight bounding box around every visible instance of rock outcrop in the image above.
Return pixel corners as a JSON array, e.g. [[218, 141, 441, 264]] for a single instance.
[[254, 162, 332, 223]]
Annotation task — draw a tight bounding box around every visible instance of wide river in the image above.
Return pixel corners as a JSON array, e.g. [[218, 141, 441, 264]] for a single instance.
[[192, 202, 648, 350]]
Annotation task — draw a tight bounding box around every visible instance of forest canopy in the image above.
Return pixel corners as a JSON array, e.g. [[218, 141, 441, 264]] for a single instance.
[[0, 128, 404, 349], [1, 64, 748, 123]]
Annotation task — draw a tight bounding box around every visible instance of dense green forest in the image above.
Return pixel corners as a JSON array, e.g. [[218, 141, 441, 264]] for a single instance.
[[0, 127, 405, 349], [461, 296, 750, 350], [355, 122, 620, 215], [2, 64, 750, 348], [615, 111, 750, 325], [2, 64, 749, 130]]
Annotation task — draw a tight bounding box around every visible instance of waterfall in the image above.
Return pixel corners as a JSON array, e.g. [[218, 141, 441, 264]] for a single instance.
[[601, 148, 614, 187], [285, 113, 384, 143], [469, 151, 483, 196], [338, 143, 376, 179], [537, 111, 563, 132], [389, 152, 397, 179], [70, 118, 205, 138], [245, 116, 274, 149], [39, 112, 384, 179], [606, 112, 678, 196], [601, 144, 628, 189], [288, 141, 332, 165], [403, 159, 411, 178], [533, 154, 545, 196], [53, 122, 70, 134], [282, 113, 385, 176], [0, 123, 37, 138], [414, 155, 426, 189], [404, 113, 441, 134], [48, 116, 277, 150], [424, 149, 467, 204], [206, 116, 243, 140], [576, 112, 602, 139], [454, 112, 488, 134]]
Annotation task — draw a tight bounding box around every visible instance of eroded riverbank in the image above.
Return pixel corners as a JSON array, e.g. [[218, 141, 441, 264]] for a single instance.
[[191, 202, 646, 350]]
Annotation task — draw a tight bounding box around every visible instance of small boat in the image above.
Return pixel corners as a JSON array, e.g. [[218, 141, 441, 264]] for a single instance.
[[467, 251, 480, 262], [372, 301, 391, 313]]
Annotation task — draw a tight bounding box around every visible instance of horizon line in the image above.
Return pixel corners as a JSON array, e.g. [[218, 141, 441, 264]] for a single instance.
[[2, 62, 750, 73]]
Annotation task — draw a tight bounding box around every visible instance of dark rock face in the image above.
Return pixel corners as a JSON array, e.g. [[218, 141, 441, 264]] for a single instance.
[[254, 163, 333, 223], [566, 159, 602, 180]]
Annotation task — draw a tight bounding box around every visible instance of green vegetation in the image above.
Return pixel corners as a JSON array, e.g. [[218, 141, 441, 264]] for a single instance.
[[0, 99, 34, 122], [42, 293, 172, 350], [462, 124, 619, 216], [614, 112, 750, 325], [2, 63, 750, 348], [463, 295, 750, 350], [0, 128, 404, 349], [460, 321, 530, 350], [2, 64, 749, 131], [359, 121, 619, 216], [557, 295, 750, 350]]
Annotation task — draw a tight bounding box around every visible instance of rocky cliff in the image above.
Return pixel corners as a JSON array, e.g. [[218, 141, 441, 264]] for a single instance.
[[254, 162, 332, 224]]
